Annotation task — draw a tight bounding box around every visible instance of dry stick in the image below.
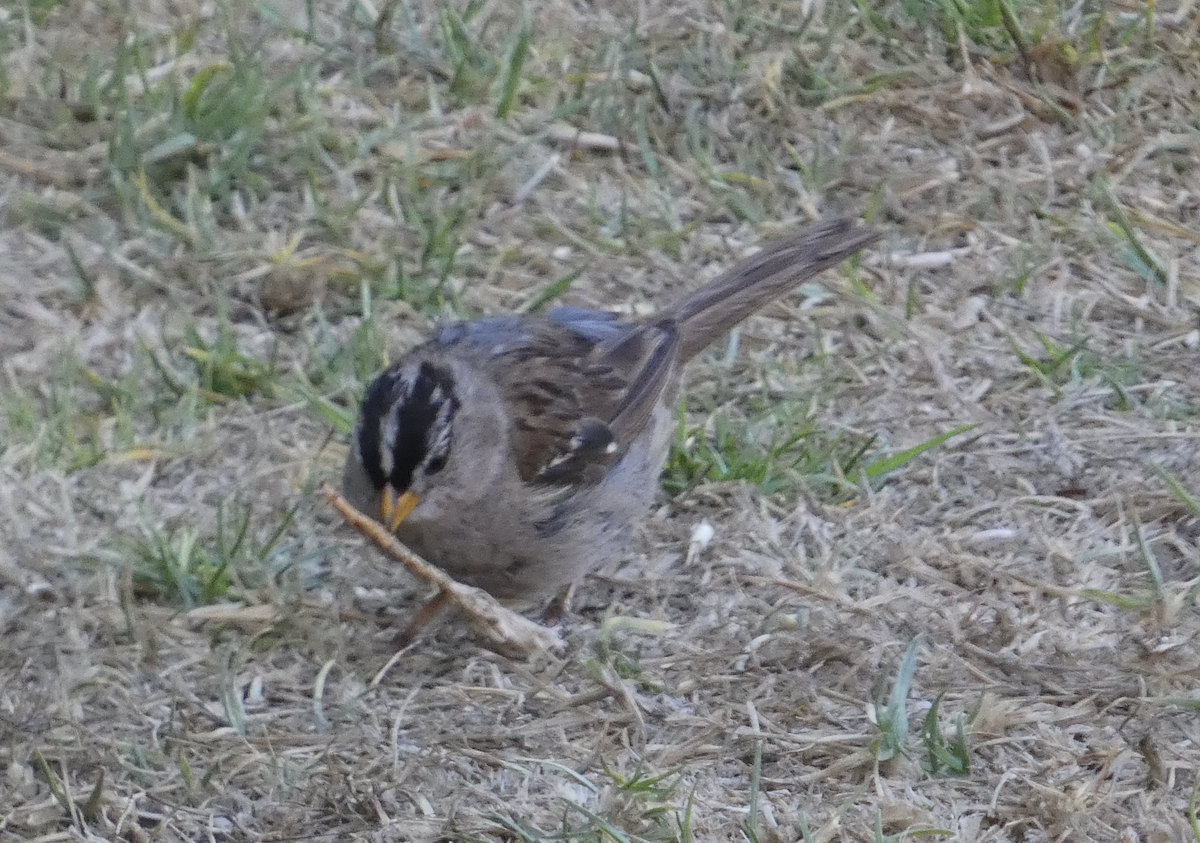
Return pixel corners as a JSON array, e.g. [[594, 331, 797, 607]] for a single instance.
[[320, 482, 562, 657]]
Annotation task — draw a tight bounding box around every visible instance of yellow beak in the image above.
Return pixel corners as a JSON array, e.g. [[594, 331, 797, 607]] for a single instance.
[[380, 487, 420, 532]]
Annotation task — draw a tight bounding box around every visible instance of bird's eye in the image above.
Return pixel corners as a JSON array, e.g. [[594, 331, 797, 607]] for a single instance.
[[424, 453, 448, 475]]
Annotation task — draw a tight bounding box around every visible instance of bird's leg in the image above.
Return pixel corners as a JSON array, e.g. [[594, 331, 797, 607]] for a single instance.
[[540, 583, 575, 626], [391, 588, 453, 649]]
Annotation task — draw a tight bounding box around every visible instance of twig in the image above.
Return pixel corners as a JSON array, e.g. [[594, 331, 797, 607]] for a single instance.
[[320, 482, 562, 658]]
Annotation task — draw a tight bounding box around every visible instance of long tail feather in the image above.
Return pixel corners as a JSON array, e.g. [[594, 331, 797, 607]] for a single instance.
[[665, 218, 879, 362]]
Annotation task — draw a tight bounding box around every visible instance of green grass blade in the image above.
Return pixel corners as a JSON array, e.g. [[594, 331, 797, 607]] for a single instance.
[[1152, 463, 1200, 519], [865, 424, 976, 479], [1094, 177, 1168, 285], [496, 17, 530, 119], [1128, 507, 1165, 596], [518, 267, 585, 313], [1080, 588, 1152, 611], [290, 380, 356, 434], [879, 636, 921, 759]]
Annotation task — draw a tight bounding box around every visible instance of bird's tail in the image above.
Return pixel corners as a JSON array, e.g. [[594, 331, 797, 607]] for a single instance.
[[664, 218, 879, 362]]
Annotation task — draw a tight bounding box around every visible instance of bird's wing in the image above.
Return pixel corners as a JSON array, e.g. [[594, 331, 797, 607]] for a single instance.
[[433, 313, 678, 486]]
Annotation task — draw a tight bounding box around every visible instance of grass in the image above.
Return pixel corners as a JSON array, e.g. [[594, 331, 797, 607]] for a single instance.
[[2, 0, 1200, 839], [921, 694, 974, 777], [665, 397, 974, 502], [489, 757, 694, 843], [664, 398, 876, 500], [115, 496, 305, 609], [0, 312, 288, 474], [872, 637, 921, 765]]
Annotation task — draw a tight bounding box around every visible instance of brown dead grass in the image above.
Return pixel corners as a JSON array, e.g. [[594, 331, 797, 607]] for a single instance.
[[2, 0, 1200, 840]]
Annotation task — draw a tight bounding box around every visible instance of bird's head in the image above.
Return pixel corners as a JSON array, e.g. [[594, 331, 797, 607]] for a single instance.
[[343, 359, 461, 530]]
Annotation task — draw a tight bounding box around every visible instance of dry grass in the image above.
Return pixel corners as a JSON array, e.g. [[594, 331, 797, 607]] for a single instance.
[[2, 0, 1200, 840]]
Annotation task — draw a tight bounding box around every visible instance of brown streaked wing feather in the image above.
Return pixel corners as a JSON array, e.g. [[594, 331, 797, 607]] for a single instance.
[[486, 318, 678, 486], [591, 318, 678, 450]]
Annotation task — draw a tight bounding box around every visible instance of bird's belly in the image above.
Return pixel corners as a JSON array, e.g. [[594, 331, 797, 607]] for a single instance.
[[397, 403, 676, 600], [396, 504, 631, 599]]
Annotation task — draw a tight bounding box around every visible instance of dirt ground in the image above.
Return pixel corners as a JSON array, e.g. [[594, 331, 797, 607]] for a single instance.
[[2, 0, 1199, 840]]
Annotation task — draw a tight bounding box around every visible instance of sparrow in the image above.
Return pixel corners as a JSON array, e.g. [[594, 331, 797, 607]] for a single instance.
[[343, 217, 878, 605]]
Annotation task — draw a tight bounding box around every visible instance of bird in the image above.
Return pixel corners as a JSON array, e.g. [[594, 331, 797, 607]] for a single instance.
[[342, 217, 878, 619]]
